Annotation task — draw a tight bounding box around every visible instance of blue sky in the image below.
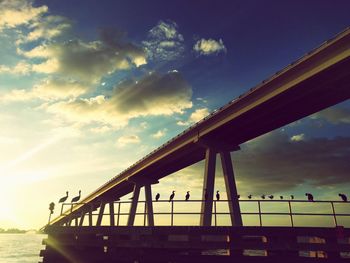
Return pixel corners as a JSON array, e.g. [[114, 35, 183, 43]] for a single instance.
[[0, 0, 349, 229]]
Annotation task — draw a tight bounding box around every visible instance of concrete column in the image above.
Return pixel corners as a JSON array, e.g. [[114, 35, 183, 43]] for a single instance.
[[78, 211, 85, 226], [127, 184, 141, 226], [220, 151, 243, 226], [88, 206, 93, 226], [96, 203, 106, 226], [200, 147, 216, 226], [144, 184, 154, 226], [109, 202, 115, 226]]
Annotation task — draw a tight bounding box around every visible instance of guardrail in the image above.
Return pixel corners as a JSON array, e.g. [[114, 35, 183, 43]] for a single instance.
[[57, 199, 350, 227]]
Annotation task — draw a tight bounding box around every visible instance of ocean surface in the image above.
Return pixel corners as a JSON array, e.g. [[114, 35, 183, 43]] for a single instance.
[[0, 234, 46, 263]]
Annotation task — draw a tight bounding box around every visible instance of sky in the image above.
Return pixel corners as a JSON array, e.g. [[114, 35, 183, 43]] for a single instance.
[[0, 0, 350, 229]]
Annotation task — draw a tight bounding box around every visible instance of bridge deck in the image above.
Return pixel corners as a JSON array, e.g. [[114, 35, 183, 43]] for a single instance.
[[40, 226, 350, 263]]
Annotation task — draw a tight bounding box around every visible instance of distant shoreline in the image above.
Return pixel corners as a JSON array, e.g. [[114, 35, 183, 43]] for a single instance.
[[0, 228, 43, 234]]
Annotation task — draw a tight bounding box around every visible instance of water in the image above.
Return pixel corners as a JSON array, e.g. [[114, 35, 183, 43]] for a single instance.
[[0, 234, 46, 263]]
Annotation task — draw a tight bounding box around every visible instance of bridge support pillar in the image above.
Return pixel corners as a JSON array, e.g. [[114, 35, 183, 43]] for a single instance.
[[109, 202, 115, 226], [96, 203, 106, 226], [127, 184, 141, 226], [220, 151, 242, 226], [200, 147, 216, 226], [78, 211, 85, 226], [144, 184, 155, 226], [88, 205, 93, 226]]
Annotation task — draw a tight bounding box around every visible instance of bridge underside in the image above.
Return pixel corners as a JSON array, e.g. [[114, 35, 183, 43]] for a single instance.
[[41, 226, 350, 263]]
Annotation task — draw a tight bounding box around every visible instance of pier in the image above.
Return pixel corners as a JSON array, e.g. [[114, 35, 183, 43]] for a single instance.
[[40, 28, 350, 262]]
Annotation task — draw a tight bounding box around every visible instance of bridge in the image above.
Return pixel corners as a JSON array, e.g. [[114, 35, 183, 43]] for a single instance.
[[40, 28, 350, 262]]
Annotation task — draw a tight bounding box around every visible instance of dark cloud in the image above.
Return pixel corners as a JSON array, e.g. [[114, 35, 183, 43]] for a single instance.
[[46, 71, 193, 128], [21, 30, 146, 83], [110, 71, 192, 115], [170, 130, 350, 196], [311, 107, 350, 124], [232, 131, 350, 193]]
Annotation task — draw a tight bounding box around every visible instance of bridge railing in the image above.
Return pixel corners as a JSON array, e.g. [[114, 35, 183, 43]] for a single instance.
[[57, 199, 350, 227]]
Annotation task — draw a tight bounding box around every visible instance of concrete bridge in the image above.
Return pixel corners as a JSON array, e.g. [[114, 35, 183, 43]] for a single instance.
[[41, 28, 350, 262]]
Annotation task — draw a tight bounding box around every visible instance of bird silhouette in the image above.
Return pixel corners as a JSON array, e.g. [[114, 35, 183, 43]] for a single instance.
[[339, 193, 347, 202], [169, 191, 175, 202], [248, 194, 252, 199], [185, 191, 190, 201], [280, 196, 283, 200], [268, 195, 274, 200], [155, 193, 160, 201], [305, 193, 314, 202], [71, 190, 81, 203], [59, 191, 69, 203], [261, 194, 266, 199], [290, 195, 294, 200], [216, 190, 220, 201]]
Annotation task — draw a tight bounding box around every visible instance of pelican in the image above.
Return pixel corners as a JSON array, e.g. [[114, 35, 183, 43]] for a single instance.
[[169, 191, 175, 202], [216, 190, 220, 201], [268, 195, 274, 200], [59, 191, 69, 203], [305, 193, 314, 202], [71, 190, 81, 203], [155, 193, 160, 201], [339, 193, 347, 202], [185, 191, 190, 201]]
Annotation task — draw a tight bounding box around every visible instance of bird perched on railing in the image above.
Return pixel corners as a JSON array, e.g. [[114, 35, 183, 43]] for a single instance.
[[268, 195, 274, 200], [339, 193, 347, 202], [59, 191, 69, 203], [216, 190, 220, 201], [155, 193, 160, 201], [185, 191, 190, 201], [290, 195, 294, 200], [261, 194, 266, 199], [71, 190, 81, 203], [169, 191, 175, 202], [305, 193, 314, 202], [248, 194, 252, 199], [280, 196, 283, 200]]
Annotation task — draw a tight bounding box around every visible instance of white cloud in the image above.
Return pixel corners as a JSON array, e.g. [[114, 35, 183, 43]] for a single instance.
[[177, 108, 209, 126], [143, 20, 184, 61], [152, 129, 167, 139], [0, 0, 47, 31], [189, 108, 210, 122], [90, 125, 112, 134], [0, 78, 90, 102], [45, 71, 193, 129], [193, 38, 227, 55], [25, 15, 71, 42], [290, 134, 305, 142], [33, 78, 90, 100], [117, 135, 140, 146], [0, 61, 31, 75], [140, 122, 148, 129]]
